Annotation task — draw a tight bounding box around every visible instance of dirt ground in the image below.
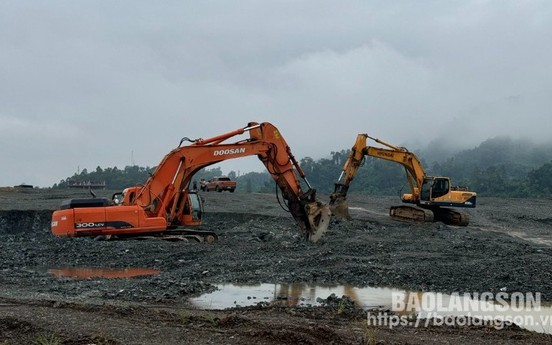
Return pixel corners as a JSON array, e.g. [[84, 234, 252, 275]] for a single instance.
[[1, 187, 552, 344]]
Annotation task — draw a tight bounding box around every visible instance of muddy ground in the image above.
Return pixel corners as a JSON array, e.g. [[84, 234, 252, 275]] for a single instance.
[[1, 187, 552, 344]]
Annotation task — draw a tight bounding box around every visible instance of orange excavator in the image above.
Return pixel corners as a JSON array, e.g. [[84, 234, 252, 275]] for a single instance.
[[51, 122, 331, 242], [330, 134, 476, 226]]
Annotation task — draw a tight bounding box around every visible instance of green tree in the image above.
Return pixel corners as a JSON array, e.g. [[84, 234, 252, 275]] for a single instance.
[[528, 161, 552, 196]]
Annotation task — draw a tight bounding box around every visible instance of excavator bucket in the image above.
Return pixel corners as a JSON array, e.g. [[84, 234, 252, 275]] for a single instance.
[[305, 201, 331, 242], [329, 193, 351, 220]]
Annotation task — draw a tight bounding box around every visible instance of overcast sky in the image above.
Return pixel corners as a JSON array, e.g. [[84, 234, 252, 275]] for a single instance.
[[1, 1, 551, 187]]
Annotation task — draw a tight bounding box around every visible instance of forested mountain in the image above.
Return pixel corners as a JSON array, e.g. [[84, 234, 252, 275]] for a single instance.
[[422, 137, 552, 197], [53, 137, 552, 198], [54, 165, 154, 190]]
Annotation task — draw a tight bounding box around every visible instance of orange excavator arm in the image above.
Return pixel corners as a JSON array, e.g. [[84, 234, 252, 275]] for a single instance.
[[125, 122, 330, 241]]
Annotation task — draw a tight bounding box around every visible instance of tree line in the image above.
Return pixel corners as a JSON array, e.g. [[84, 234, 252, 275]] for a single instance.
[[53, 136, 552, 198]]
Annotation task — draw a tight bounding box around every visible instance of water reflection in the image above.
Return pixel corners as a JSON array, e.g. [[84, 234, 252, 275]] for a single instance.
[[190, 283, 552, 334], [49, 267, 160, 279], [189, 283, 402, 309]]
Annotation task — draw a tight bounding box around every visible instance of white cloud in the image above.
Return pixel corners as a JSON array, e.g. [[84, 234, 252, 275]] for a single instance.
[[0, 0, 551, 186]]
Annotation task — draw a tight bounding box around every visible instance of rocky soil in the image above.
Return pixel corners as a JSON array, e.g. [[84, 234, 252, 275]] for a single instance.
[[1, 187, 552, 344]]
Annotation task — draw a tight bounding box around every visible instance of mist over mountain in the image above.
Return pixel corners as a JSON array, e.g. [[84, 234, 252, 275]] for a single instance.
[[52, 135, 552, 198], [420, 136, 552, 180], [408, 135, 549, 165]]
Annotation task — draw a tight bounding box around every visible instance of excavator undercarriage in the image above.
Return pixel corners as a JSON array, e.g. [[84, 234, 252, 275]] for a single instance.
[[100, 228, 219, 243], [430, 207, 470, 227], [389, 205, 434, 223], [389, 205, 469, 227]]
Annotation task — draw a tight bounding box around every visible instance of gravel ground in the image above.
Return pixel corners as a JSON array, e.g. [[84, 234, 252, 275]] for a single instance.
[[1, 188, 552, 344]]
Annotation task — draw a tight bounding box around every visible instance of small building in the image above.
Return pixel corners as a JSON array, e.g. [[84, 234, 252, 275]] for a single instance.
[[67, 181, 106, 190]]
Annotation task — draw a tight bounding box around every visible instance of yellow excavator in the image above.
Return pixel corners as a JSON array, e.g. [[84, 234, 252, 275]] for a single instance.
[[330, 134, 476, 226]]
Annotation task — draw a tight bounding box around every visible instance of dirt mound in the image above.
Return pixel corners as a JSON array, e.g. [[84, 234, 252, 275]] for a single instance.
[[0, 210, 51, 235]]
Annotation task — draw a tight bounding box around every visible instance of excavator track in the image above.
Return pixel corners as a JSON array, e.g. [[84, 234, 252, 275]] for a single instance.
[[102, 229, 218, 243], [389, 205, 434, 223], [433, 208, 470, 227], [389, 205, 470, 226], [161, 228, 219, 242]]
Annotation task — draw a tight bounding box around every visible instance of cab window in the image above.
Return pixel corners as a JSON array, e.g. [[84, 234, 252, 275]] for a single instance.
[[432, 179, 449, 198], [190, 193, 202, 221], [421, 180, 431, 201]]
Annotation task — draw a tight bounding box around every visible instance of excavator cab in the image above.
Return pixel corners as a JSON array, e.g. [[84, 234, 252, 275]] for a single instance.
[[166, 189, 203, 227], [420, 177, 450, 202], [420, 179, 431, 202], [111, 192, 125, 205], [187, 191, 203, 224], [431, 178, 450, 198]]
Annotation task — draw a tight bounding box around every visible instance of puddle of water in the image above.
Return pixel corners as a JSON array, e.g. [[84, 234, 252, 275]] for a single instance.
[[190, 283, 552, 334], [48, 267, 160, 279], [190, 283, 402, 309]]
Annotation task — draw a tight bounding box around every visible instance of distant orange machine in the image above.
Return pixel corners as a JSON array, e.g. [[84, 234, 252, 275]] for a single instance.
[[48, 267, 160, 279]]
